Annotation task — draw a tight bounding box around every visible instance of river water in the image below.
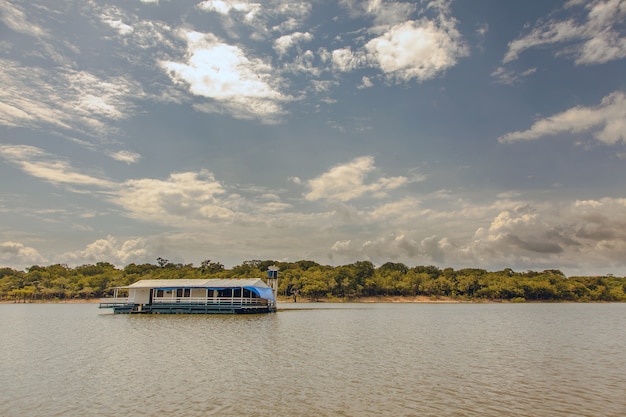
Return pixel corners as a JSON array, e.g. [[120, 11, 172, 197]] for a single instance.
[[0, 302, 624, 416]]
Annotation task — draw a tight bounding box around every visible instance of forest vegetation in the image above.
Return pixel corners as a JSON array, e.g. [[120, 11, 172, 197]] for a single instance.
[[1, 259, 625, 303]]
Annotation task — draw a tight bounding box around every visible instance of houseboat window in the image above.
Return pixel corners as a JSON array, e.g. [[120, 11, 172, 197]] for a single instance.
[[243, 288, 251, 298], [176, 288, 183, 297], [156, 289, 164, 297], [233, 288, 242, 297], [218, 289, 232, 297], [184, 288, 190, 297]]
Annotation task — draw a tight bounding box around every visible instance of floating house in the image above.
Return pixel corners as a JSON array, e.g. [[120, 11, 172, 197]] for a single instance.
[[99, 275, 278, 314]]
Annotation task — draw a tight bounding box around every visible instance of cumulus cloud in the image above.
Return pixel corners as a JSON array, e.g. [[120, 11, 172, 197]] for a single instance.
[[197, 0, 310, 40], [330, 233, 453, 264], [498, 91, 626, 144], [197, 0, 261, 20], [323, 196, 626, 274], [282, 50, 321, 75], [273, 31, 313, 57], [161, 31, 289, 122], [358, 76, 374, 89], [364, 18, 468, 82], [331, 47, 364, 72], [101, 13, 134, 36], [463, 198, 626, 272], [0, 241, 46, 267], [331, 1, 468, 83], [504, 0, 626, 65], [368, 197, 423, 222], [112, 170, 235, 223], [469, 209, 564, 258], [305, 156, 409, 202], [62, 235, 150, 266]]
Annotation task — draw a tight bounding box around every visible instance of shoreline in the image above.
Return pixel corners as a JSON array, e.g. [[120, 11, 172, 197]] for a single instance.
[[1, 296, 620, 305], [1, 296, 463, 304]]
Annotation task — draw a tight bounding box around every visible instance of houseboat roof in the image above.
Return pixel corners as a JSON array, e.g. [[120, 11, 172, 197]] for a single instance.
[[121, 278, 275, 301]]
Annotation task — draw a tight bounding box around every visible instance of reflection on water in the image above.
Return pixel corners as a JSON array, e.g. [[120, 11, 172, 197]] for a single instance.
[[1, 303, 625, 416]]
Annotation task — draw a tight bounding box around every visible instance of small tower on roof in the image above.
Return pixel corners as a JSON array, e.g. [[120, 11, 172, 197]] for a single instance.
[[266, 265, 279, 302]]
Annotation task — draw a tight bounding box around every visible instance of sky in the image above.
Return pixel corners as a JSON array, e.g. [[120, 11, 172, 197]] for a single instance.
[[1, 0, 626, 275]]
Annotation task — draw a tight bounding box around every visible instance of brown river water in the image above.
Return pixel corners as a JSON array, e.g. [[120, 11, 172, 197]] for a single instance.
[[1, 302, 625, 416]]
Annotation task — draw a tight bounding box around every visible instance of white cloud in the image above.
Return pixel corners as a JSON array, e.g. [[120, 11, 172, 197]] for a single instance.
[[504, 0, 626, 65], [197, 0, 310, 40], [271, 3, 312, 32], [368, 198, 423, 222], [330, 2, 468, 83], [62, 235, 150, 266], [282, 50, 321, 75], [0, 241, 46, 267], [273, 31, 313, 57], [112, 170, 235, 223], [365, 18, 468, 82], [161, 31, 289, 122], [331, 232, 437, 262], [0, 2, 45, 37], [102, 13, 134, 36], [0, 145, 280, 229], [0, 145, 240, 231], [498, 91, 626, 144], [197, 0, 261, 19], [358, 76, 374, 89], [0, 145, 114, 188], [0, 60, 142, 137], [331, 47, 364, 72], [109, 150, 142, 164], [305, 156, 408, 202], [339, 0, 416, 26], [491, 66, 537, 85], [98, 7, 176, 52]]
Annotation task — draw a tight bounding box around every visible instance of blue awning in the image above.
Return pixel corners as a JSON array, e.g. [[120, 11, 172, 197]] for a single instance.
[[244, 286, 275, 301]]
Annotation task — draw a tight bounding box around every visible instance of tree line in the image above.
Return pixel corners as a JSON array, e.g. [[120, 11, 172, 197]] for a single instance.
[[1, 259, 625, 302]]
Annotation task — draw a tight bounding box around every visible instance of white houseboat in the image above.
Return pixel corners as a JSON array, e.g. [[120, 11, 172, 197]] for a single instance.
[[99, 274, 278, 314]]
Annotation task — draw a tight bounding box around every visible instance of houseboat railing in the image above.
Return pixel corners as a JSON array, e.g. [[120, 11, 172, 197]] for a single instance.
[[99, 297, 134, 307], [152, 297, 269, 306], [100, 296, 270, 307]]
